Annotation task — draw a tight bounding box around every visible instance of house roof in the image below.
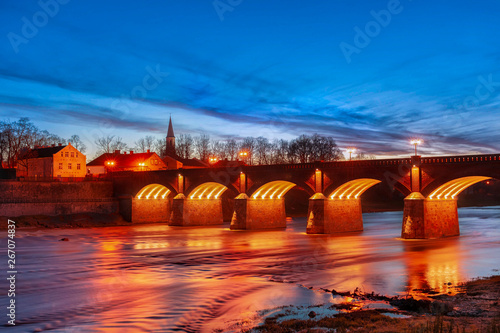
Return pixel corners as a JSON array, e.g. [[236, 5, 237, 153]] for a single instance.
[[87, 152, 162, 167], [180, 158, 208, 167], [18, 145, 66, 159]]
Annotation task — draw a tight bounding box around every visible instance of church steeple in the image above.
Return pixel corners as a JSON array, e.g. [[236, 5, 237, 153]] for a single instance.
[[166, 116, 176, 156]]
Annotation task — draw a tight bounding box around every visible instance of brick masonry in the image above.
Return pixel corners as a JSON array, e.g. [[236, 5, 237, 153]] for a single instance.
[[0, 181, 117, 217], [307, 196, 363, 234], [231, 196, 286, 230]]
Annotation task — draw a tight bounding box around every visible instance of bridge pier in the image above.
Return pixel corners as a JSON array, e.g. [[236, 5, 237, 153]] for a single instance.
[[118, 196, 171, 223], [307, 194, 364, 234], [170, 194, 224, 226], [402, 192, 459, 239], [230, 194, 286, 230]]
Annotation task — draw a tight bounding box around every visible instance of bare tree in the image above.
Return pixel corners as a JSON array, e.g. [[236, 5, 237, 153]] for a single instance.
[[194, 134, 210, 162], [239, 137, 255, 164], [177, 134, 194, 159], [225, 139, 238, 160], [134, 135, 155, 153], [211, 140, 226, 160], [69, 134, 87, 153], [94, 135, 127, 156], [255, 137, 271, 165]]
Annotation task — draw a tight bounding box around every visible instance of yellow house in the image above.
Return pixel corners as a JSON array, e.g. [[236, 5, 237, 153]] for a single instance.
[[17, 143, 86, 179]]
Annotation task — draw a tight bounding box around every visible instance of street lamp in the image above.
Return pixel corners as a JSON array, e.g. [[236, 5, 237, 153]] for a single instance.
[[208, 156, 218, 165], [410, 139, 423, 156], [346, 148, 356, 161]]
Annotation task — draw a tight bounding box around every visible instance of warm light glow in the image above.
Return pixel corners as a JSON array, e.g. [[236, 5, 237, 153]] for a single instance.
[[136, 184, 171, 200], [410, 139, 423, 145], [106, 161, 115, 166], [428, 176, 491, 200], [188, 182, 228, 199], [346, 148, 356, 154], [329, 179, 381, 199], [239, 151, 248, 157], [251, 181, 295, 199], [208, 156, 218, 164]]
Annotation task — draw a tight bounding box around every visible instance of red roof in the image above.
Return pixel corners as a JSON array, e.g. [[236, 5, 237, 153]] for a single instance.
[[88, 152, 160, 167]]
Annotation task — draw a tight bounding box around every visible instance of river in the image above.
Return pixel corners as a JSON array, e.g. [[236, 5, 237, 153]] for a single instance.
[[1, 206, 499, 332]]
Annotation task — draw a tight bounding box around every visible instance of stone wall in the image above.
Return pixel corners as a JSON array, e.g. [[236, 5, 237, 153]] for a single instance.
[[231, 197, 286, 230], [324, 198, 363, 233], [424, 199, 459, 238], [170, 195, 223, 226], [131, 198, 170, 223], [0, 181, 116, 217]]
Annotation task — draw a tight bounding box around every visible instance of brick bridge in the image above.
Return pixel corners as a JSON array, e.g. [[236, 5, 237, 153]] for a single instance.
[[111, 153, 500, 239]]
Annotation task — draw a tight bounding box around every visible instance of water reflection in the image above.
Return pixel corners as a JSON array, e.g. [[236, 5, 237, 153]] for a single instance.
[[403, 239, 462, 296], [2, 207, 499, 332]]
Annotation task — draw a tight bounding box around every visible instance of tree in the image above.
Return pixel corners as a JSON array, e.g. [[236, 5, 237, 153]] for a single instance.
[[225, 139, 238, 161], [94, 135, 127, 156], [194, 134, 210, 161], [255, 137, 271, 165], [177, 134, 194, 159], [69, 134, 86, 153], [239, 137, 255, 164], [134, 136, 155, 153], [211, 140, 226, 160]]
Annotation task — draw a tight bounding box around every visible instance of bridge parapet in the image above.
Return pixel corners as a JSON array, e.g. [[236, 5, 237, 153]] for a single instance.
[[421, 154, 500, 164]]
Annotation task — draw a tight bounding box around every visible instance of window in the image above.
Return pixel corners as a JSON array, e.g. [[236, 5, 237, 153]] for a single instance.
[[77, 164, 81, 170], [61, 152, 63, 157], [59, 163, 63, 170], [65, 152, 69, 157], [68, 163, 72, 170], [71, 152, 74, 157], [76, 153, 79, 158]]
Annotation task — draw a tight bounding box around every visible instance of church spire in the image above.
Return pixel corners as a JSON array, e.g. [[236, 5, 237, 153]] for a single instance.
[[167, 116, 175, 138], [165, 116, 176, 157]]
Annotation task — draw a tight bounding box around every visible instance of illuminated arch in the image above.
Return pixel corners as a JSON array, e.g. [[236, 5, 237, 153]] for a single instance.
[[136, 184, 171, 199], [251, 181, 296, 199], [329, 178, 381, 199], [188, 182, 228, 199], [428, 176, 491, 200]]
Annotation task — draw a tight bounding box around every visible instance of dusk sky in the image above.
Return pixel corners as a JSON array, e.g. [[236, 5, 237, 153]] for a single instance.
[[1, 0, 499, 158]]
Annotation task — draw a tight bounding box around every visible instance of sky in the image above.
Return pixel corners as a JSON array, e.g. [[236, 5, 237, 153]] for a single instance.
[[1, 0, 499, 159]]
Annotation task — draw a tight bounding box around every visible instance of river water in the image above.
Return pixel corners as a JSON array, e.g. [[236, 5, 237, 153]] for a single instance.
[[1, 206, 499, 332]]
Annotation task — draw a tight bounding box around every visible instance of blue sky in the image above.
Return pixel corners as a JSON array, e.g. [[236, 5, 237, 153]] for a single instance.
[[1, 0, 499, 158]]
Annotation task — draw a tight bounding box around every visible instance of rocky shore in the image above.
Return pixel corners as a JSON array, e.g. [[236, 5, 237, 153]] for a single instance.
[[233, 275, 500, 333]]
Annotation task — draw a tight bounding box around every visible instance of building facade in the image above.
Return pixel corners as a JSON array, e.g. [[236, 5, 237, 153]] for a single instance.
[[16, 143, 87, 179], [87, 150, 166, 175]]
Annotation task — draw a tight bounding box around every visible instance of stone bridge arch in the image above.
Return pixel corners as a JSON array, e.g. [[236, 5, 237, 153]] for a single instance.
[[307, 178, 382, 234]]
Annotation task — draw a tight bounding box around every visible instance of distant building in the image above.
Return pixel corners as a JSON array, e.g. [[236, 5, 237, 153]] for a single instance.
[[16, 143, 86, 179], [162, 116, 208, 169], [87, 150, 166, 175]]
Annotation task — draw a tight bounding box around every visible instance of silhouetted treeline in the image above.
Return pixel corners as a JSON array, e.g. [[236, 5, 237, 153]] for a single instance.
[[164, 134, 345, 164], [0, 118, 86, 167]]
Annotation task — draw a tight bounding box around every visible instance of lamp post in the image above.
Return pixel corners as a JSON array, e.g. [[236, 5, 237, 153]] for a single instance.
[[346, 148, 356, 161], [208, 156, 218, 165], [410, 139, 423, 156], [239, 151, 249, 163]]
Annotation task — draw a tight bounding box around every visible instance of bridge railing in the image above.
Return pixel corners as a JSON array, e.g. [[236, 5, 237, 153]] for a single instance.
[[421, 154, 500, 164]]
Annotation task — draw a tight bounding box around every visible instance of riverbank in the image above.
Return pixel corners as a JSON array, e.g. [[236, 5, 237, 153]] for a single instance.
[[236, 275, 500, 333], [0, 213, 135, 230]]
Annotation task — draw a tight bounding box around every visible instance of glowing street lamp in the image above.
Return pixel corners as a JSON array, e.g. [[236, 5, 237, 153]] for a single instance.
[[239, 151, 248, 159], [410, 139, 423, 156], [346, 148, 356, 161], [208, 156, 218, 165], [138, 162, 146, 171], [105, 161, 115, 173]]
